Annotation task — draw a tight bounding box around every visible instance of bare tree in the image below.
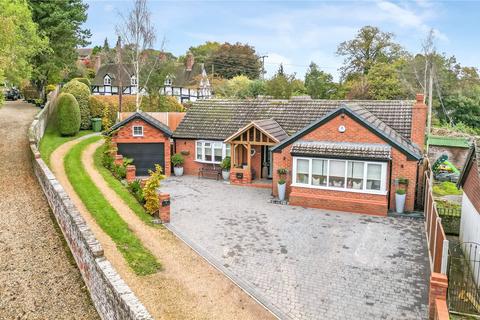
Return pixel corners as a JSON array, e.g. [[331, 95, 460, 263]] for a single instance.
[[115, 0, 156, 111]]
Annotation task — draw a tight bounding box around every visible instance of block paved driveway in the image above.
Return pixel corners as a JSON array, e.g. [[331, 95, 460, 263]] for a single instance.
[[163, 176, 430, 320]]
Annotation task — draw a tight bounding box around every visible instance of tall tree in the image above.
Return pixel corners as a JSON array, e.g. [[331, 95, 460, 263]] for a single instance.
[[208, 42, 261, 79], [182, 41, 221, 64], [116, 0, 156, 111], [29, 0, 91, 90], [336, 26, 404, 79], [304, 62, 336, 99], [265, 65, 294, 99], [0, 0, 46, 86], [366, 61, 406, 99]]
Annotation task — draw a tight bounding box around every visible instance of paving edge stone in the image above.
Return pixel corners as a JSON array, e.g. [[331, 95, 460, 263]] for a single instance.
[[29, 94, 153, 320], [164, 223, 292, 320]]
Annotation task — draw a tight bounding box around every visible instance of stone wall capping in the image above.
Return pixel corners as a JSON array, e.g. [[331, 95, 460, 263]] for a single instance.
[[28, 86, 153, 320]]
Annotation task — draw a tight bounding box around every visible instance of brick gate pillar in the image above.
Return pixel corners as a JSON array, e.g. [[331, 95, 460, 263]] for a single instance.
[[429, 272, 448, 320], [158, 193, 170, 223]]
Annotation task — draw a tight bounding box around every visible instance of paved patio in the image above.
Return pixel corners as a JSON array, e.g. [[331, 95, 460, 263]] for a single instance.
[[162, 176, 430, 320]]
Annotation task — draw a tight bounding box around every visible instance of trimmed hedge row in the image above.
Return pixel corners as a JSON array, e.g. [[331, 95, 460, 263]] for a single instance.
[[62, 80, 91, 130], [57, 93, 81, 136]]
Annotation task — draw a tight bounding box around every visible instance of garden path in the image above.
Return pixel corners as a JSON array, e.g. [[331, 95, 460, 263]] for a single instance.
[[50, 138, 273, 320], [0, 101, 98, 319]]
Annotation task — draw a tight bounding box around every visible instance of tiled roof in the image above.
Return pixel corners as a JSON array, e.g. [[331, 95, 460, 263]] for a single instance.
[[108, 111, 173, 136], [252, 119, 289, 142], [92, 64, 135, 86], [170, 63, 205, 88], [291, 141, 392, 160], [173, 99, 414, 141], [458, 138, 480, 188]]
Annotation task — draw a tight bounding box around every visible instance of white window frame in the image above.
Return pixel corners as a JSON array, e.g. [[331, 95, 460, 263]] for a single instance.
[[104, 75, 111, 86], [131, 75, 137, 86], [291, 156, 388, 195], [132, 126, 144, 137], [164, 77, 172, 86], [195, 140, 230, 164]]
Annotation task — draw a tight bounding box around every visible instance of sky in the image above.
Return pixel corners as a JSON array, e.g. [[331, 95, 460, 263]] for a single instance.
[[84, 0, 480, 80]]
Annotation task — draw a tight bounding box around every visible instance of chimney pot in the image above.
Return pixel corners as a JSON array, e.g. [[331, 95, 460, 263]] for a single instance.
[[416, 93, 425, 103]]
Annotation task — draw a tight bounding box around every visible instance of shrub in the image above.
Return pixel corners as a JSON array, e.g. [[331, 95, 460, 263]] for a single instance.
[[113, 164, 127, 179], [62, 80, 91, 129], [57, 93, 81, 136], [396, 189, 406, 195], [143, 164, 165, 215], [433, 181, 462, 197], [21, 84, 39, 101], [45, 84, 57, 95], [73, 77, 91, 87], [123, 157, 134, 166], [128, 179, 145, 204], [220, 156, 231, 170], [89, 95, 107, 119], [171, 153, 184, 167], [278, 178, 286, 185]]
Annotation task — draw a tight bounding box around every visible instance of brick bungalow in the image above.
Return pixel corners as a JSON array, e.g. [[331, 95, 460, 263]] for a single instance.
[[457, 138, 480, 248], [173, 95, 427, 215], [109, 112, 173, 176]]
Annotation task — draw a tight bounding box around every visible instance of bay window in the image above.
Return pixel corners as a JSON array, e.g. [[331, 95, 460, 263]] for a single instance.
[[293, 157, 387, 194], [195, 140, 230, 163]]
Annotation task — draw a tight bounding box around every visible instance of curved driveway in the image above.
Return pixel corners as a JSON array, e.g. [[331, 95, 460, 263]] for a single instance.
[[0, 101, 98, 319]]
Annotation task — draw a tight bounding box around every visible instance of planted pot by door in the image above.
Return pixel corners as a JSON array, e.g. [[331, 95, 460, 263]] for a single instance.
[[220, 156, 231, 181], [278, 180, 286, 201], [395, 189, 406, 213], [171, 153, 185, 177], [174, 166, 184, 177]]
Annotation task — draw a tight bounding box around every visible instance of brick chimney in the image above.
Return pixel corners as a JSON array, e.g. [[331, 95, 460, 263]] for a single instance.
[[411, 93, 428, 153], [185, 52, 194, 71]]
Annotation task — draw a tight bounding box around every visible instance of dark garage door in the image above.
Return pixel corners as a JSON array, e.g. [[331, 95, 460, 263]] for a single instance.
[[117, 143, 165, 176]]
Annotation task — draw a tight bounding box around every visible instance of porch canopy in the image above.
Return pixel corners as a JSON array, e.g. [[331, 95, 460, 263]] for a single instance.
[[224, 119, 288, 180]]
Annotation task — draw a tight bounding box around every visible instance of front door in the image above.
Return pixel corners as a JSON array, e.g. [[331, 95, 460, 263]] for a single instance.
[[261, 145, 273, 179]]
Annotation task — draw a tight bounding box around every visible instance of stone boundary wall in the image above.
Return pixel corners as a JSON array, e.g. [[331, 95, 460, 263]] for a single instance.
[[28, 89, 153, 320]]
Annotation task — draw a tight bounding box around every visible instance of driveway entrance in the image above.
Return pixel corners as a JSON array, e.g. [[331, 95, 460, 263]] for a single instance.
[[163, 176, 430, 320]]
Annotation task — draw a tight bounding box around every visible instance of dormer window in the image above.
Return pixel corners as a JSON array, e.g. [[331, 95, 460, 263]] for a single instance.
[[164, 77, 172, 86], [131, 75, 137, 86], [104, 75, 111, 86]]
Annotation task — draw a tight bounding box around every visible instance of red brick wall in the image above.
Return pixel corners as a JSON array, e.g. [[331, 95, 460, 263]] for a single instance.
[[464, 160, 480, 212], [272, 112, 420, 215], [174, 139, 202, 175], [112, 118, 171, 176]]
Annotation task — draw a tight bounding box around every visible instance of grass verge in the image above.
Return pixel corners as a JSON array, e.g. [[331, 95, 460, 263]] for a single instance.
[[92, 143, 158, 227], [39, 121, 92, 167], [65, 136, 161, 275]]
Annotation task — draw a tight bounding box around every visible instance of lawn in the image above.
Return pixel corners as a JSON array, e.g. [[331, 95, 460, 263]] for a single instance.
[[39, 121, 92, 167], [432, 181, 463, 197], [92, 143, 158, 227], [64, 136, 161, 275]]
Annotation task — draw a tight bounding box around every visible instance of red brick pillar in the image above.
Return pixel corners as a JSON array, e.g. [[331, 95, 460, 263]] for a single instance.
[[429, 273, 448, 320], [114, 154, 123, 166], [110, 142, 118, 156], [126, 165, 136, 183], [158, 193, 170, 223]]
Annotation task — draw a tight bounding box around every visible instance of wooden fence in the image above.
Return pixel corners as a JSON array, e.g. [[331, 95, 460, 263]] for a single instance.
[[424, 168, 449, 274]]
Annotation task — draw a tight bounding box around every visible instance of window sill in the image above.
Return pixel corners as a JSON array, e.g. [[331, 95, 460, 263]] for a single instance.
[[195, 159, 221, 165], [290, 183, 387, 195]]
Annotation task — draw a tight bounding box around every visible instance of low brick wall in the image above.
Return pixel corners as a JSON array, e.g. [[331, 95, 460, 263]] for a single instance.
[[28, 92, 152, 320]]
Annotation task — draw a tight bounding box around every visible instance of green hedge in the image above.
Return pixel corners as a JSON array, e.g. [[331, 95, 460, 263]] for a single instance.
[[72, 77, 91, 87], [62, 80, 91, 130], [57, 93, 81, 136]]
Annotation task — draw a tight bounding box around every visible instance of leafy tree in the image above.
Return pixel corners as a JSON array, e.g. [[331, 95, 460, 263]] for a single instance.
[[180, 41, 221, 64], [215, 75, 252, 98], [140, 50, 175, 108], [444, 94, 480, 128], [366, 61, 406, 99], [28, 0, 91, 91], [247, 79, 266, 98], [265, 65, 294, 99], [337, 26, 404, 78], [291, 79, 307, 96], [0, 0, 46, 86], [208, 42, 261, 79], [304, 62, 336, 99]]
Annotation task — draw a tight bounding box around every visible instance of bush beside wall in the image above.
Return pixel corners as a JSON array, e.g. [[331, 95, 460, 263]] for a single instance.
[[62, 80, 91, 130], [57, 93, 81, 136]]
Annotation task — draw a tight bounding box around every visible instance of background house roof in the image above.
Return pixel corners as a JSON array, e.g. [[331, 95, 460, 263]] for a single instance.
[[92, 64, 135, 86], [169, 63, 206, 89], [173, 99, 415, 141], [428, 135, 470, 148], [291, 141, 392, 160]]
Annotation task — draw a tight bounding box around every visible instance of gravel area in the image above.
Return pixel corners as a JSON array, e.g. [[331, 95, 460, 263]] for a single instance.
[[0, 101, 98, 319]]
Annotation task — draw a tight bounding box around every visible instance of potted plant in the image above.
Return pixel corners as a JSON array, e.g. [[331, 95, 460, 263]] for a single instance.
[[171, 153, 185, 176], [395, 189, 406, 213], [277, 168, 288, 201], [220, 156, 231, 181]]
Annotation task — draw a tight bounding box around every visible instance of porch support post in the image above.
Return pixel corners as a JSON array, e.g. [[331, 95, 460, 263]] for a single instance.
[[247, 143, 251, 169]]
